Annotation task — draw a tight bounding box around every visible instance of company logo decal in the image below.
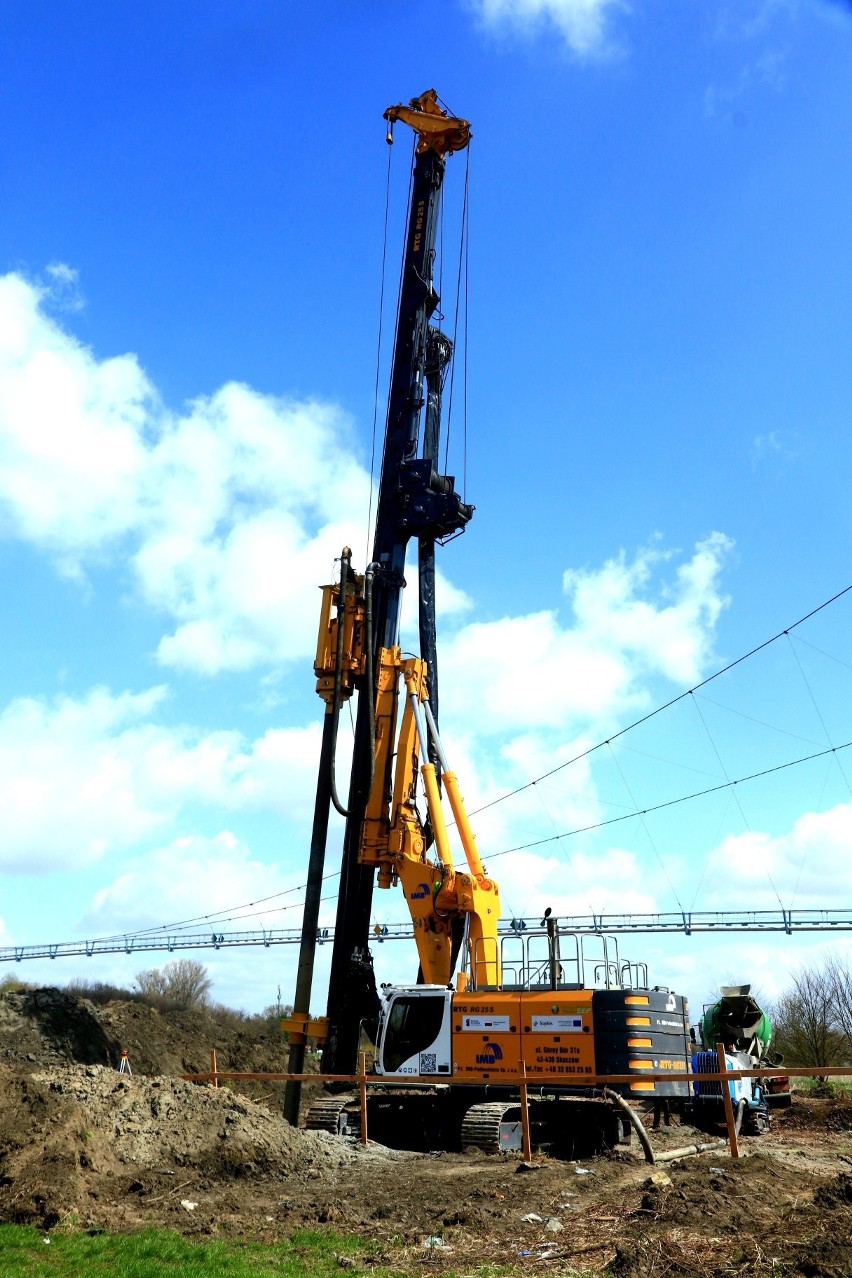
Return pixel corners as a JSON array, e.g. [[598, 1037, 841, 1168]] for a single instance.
[[410, 882, 432, 901], [475, 1041, 504, 1066]]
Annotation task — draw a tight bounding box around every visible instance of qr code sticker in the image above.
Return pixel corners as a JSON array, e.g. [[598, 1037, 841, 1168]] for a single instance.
[[420, 1052, 437, 1073]]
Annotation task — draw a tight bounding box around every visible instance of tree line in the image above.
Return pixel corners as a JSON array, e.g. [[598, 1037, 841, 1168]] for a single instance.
[[0, 958, 291, 1029], [771, 953, 852, 1068]]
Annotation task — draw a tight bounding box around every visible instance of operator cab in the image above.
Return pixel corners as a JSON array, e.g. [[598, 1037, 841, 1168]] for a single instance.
[[375, 985, 452, 1077]]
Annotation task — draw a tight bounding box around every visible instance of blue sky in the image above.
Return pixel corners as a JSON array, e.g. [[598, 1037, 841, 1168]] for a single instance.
[[2, 0, 852, 1015]]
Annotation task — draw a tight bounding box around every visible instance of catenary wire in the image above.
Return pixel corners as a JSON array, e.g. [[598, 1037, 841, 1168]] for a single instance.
[[606, 741, 686, 912], [692, 691, 825, 749], [481, 739, 852, 863], [688, 690, 785, 911], [465, 581, 852, 820], [785, 631, 852, 798], [94, 586, 852, 942]]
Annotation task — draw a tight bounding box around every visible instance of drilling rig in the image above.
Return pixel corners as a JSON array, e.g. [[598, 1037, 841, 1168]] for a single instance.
[[282, 89, 475, 1122], [283, 92, 692, 1156]]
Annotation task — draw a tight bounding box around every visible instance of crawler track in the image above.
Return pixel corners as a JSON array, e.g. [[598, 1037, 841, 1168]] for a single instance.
[[305, 1096, 360, 1136], [460, 1101, 518, 1154]]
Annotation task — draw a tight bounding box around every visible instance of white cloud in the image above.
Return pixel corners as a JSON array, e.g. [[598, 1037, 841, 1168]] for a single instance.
[[0, 686, 323, 873], [0, 274, 731, 706], [495, 845, 660, 921], [703, 29, 792, 121], [439, 535, 731, 746], [752, 429, 797, 466], [0, 272, 371, 673], [701, 800, 852, 909], [0, 273, 152, 554], [564, 533, 732, 686], [468, 0, 626, 56], [83, 831, 296, 934]]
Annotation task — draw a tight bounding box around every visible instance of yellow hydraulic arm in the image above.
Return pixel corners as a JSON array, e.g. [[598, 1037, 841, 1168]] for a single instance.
[[358, 644, 500, 989]]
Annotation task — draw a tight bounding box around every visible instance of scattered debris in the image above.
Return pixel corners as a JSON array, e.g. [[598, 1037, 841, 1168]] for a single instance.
[[646, 1171, 673, 1189], [422, 1236, 451, 1253]]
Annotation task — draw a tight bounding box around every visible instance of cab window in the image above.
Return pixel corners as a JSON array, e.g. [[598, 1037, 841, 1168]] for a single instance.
[[383, 995, 445, 1071]]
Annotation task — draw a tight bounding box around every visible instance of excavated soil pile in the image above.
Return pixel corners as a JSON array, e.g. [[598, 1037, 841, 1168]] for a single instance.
[[0, 1063, 395, 1232], [2, 987, 852, 1276], [0, 987, 293, 1076]]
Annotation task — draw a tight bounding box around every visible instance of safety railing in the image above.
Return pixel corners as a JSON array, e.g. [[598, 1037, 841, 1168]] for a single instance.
[[180, 1049, 852, 1165], [485, 930, 646, 991]]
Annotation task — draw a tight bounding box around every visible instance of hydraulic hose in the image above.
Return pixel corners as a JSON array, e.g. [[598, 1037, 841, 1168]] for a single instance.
[[330, 559, 378, 818], [363, 562, 378, 805], [602, 1088, 655, 1164], [329, 550, 352, 818]]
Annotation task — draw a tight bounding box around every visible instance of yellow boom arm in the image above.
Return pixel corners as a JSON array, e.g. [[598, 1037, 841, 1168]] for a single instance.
[[357, 645, 500, 987]]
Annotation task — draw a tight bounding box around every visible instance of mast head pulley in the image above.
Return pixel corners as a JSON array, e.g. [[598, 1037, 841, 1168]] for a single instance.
[[384, 89, 471, 157]]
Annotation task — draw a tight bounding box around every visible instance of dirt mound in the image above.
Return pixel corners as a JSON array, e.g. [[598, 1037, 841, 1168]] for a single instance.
[[0, 1062, 408, 1231], [814, 1171, 852, 1209], [773, 1093, 852, 1134], [0, 988, 116, 1067], [0, 987, 293, 1076]]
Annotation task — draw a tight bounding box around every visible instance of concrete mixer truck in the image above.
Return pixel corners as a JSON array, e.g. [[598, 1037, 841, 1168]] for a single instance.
[[691, 984, 791, 1135]]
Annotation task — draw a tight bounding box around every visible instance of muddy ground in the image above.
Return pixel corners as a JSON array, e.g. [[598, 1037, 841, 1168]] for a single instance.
[[1, 988, 852, 1276]]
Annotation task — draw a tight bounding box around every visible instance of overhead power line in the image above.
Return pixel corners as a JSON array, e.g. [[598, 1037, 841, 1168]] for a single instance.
[[486, 740, 852, 861], [467, 581, 852, 820], [76, 582, 852, 946]]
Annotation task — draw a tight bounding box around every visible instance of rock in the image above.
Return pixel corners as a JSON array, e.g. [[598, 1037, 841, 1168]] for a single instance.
[[646, 1171, 673, 1189]]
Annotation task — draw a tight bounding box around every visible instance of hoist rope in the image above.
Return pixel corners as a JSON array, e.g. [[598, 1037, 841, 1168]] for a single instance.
[[365, 142, 394, 566], [444, 148, 470, 476], [462, 155, 470, 501]]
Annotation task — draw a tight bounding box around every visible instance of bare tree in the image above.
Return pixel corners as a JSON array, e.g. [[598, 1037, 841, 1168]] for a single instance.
[[135, 960, 212, 1010], [771, 961, 847, 1071], [825, 952, 852, 1048], [135, 967, 170, 1001]]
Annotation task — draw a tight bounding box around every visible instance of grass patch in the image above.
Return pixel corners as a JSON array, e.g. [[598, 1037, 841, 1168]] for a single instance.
[[0, 1224, 390, 1278], [792, 1077, 852, 1097]]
